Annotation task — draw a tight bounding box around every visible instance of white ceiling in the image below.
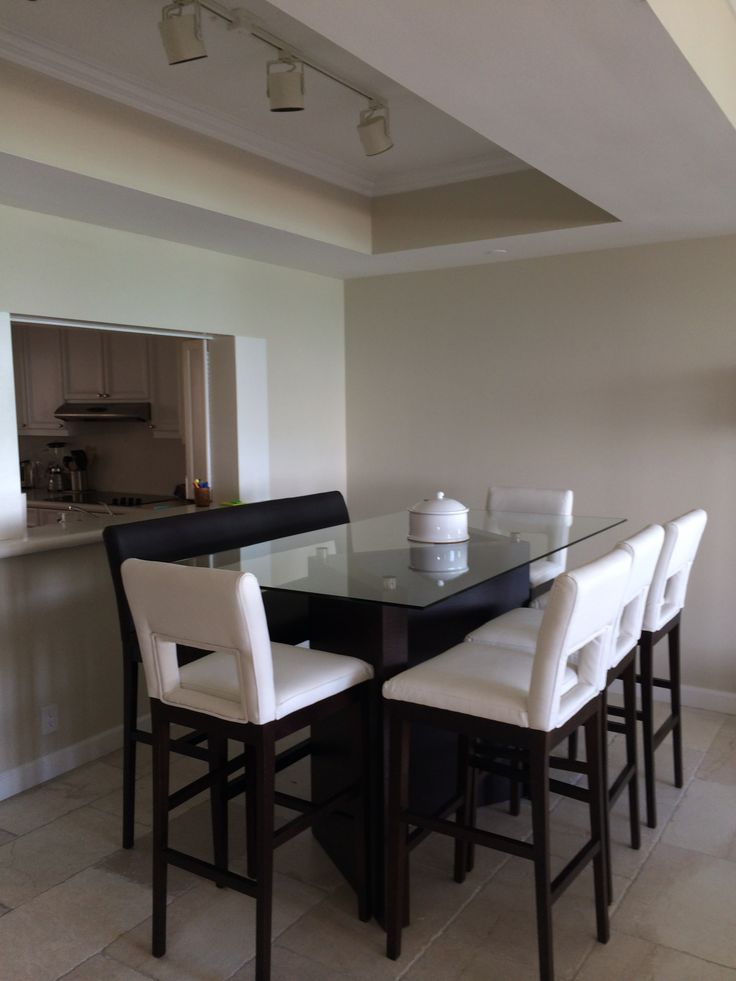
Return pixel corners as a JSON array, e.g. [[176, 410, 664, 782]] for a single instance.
[[1, 0, 735, 278]]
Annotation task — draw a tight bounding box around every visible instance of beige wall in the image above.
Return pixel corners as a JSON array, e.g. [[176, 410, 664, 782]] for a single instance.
[[345, 235, 736, 700]]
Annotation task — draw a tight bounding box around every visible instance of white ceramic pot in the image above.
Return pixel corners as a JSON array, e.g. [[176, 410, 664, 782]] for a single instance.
[[408, 491, 469, 543]]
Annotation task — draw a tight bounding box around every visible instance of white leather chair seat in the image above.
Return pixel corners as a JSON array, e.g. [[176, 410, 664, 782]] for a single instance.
[[174, 644, 373, 721], [465, 606, 543, 651], [383, 642, 583, 729]]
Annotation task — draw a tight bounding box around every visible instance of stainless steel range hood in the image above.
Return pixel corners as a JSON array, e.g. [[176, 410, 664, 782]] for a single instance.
[[54, 402, 151, 422]]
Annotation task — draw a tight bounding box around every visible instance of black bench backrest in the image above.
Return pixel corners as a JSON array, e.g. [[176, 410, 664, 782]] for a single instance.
[[103, 491, 349, 659]]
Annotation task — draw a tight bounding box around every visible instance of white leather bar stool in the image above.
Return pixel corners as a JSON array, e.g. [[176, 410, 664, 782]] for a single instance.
[[486, 486, 574, 605], [383, 547, 631, 981], [622, 509, 707, 828], [122, 558, 374, 981], [465, 525, 665, 894]]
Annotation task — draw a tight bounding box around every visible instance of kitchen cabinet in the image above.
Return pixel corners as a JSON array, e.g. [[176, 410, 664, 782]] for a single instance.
[[61, 329, 150, 401], [148, 336, 182, 439], [12, 325, 69, 436]]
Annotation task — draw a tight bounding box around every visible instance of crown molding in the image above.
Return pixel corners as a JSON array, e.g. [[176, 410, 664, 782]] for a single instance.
[[0, 26, 528, 198], [0, 27, 378, 195], [371, 155, 529, 197]]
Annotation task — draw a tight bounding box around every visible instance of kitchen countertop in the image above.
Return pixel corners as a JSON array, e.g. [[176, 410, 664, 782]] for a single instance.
[[0, 502, 212, 559]]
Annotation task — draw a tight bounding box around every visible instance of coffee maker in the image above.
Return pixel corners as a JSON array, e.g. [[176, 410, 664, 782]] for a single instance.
[[46, 441, 68, 493]]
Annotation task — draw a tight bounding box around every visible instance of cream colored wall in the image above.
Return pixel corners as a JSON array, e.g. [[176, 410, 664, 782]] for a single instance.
[[0, 61, 371, 252], [0, 203, 346, 787], [0, 204, 347, 499], [345, 235, 736, 700]]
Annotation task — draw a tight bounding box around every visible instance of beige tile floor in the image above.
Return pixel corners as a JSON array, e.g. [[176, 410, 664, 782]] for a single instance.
[[0, 704, 735, 980]]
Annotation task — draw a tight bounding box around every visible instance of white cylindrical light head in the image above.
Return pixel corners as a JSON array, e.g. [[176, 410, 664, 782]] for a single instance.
[[159, 3, 206, 65], [357, 103, 393, 156], [267, 57, 305, 111]]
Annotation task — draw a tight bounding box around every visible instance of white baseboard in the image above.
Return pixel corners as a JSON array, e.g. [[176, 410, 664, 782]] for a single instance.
[[680, 683, 736, 716], [605, 679, 736, 715], [0, 724, 124, 803]]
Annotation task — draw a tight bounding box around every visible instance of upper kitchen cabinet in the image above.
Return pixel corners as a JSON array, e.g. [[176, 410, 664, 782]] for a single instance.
[[12, 325, 69, 436], [148, 335, 182, 439], [61, 329, 150, 401]]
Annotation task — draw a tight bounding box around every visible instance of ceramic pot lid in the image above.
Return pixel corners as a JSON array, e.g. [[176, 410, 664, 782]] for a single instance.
[[408, 491, 468, 516]]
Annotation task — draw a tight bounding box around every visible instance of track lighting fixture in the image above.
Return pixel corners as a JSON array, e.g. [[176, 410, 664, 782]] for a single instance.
[[357, 102, 393, 156], [158, 0, 394, 154], [267, 54, 305, 112], [159, 1, 207, 65]]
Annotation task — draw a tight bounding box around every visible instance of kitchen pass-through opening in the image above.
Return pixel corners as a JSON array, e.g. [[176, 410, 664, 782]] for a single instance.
[[12, 315, 212, 512]]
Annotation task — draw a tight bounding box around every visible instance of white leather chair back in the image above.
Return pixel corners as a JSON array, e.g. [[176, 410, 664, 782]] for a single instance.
[[487, 486, 574, 517], [612, 524, 665, 666], [122, 558, 277, 724], [529, 547, 631, 731], [643, 509, 707, 633], [487, 486, 574, 590]]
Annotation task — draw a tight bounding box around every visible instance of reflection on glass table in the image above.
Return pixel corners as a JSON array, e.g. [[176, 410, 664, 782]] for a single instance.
[[184, 509, 625, 609]]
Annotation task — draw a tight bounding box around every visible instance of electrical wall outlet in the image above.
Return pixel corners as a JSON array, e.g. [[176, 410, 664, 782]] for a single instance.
[[41, 704, 58, 736]]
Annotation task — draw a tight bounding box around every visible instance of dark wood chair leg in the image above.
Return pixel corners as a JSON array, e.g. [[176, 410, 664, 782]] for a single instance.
[[585, 702, 610, 945], [245, 744, 257, 879], [567, 729, 579, 762], [386, 710, 410, 961], [454, 735, 472, 883], [353, 688, 372, 922], [639, 634, 657, 828], [122, 657, 139, 850], [529, 731, 553, 981], [622, 659, 641, 851], [254, 731, 275, 981], [599, 690, 612, 906], [208, 733, 229, 886], [151, 703, 170, 958], [669, 622, 684, 788]]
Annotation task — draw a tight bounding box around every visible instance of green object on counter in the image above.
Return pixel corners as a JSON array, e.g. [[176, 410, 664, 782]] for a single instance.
[[220, 500, 247, 507]]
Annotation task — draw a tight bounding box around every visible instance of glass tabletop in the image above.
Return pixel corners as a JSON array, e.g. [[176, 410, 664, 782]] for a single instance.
[[183, 509, 626, 610]]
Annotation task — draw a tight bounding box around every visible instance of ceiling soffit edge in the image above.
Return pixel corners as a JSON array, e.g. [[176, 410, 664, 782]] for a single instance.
[[0, 27, 528, 199]]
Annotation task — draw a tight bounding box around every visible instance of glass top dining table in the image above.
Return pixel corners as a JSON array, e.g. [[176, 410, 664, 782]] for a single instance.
[[184, 509, 626, 609]]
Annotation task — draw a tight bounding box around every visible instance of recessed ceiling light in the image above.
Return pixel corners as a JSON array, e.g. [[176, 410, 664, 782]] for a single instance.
[[484, 248, 508, 255]]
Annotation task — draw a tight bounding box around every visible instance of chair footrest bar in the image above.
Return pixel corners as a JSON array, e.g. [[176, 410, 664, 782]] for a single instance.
[[403, 810, 534, 861], [273, 786, 358, 848], [407, 795, 463, 853], [653, 713, 678, 750], [609, 764, 635, 805], [549, 777, 589, 803], [275, 737, 311, 773], [163, 847, 258, 898], [549, 756, 586, 775], [606, 705, 625, 719], [550, 839, 599, 904], [607, 721, 627, 735]]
